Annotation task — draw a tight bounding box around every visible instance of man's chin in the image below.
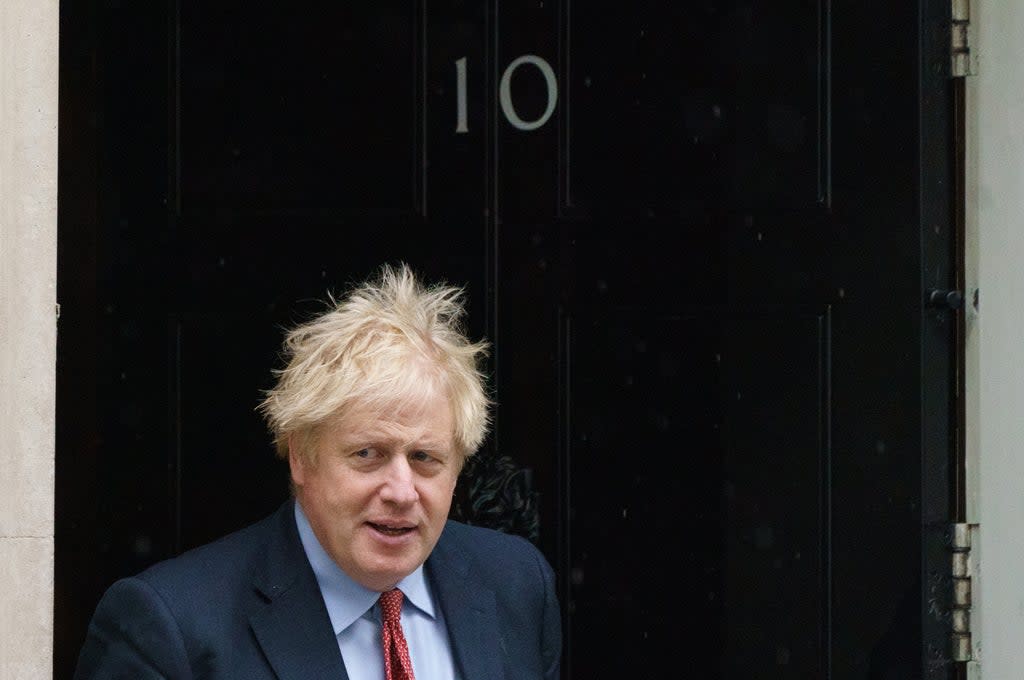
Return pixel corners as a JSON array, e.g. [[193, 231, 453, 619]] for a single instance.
[[351, 550, 425, 591], [358, 565, 417, 592]]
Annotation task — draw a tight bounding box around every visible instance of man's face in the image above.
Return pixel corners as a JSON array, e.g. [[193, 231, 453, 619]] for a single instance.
[[290, 389, 460, 592]]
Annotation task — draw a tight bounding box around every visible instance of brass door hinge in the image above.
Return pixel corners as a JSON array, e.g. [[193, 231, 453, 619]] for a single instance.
[[951, 0, 974, 77], [952, 523, 977, 662]]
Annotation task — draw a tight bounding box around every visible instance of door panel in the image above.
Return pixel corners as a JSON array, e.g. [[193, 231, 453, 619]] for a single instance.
[[567, 1, 825, 213], [182, 4, 421, 216], [56, 1, 957, 678], [567, 310, 829, 677]]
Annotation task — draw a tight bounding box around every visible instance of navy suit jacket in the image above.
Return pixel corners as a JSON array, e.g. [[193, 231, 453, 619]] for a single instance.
[[74, 501, 562, 680]]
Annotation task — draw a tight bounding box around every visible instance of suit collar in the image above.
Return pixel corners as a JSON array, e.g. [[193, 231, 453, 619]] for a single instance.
[[427, 522, 507, 680], [248, 507, 506, 680], [249, 500, 350, 680], [293, 500, 437, 635]]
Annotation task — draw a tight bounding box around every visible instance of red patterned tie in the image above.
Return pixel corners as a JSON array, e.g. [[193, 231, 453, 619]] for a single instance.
[[380, 589, 416, 680]]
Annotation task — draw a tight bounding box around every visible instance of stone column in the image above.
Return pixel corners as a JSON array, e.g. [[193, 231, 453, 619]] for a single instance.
[[0, 1, 59, 678]]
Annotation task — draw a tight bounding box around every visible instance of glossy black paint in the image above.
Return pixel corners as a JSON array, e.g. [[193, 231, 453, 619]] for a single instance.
[[57, 1, 957, 678]]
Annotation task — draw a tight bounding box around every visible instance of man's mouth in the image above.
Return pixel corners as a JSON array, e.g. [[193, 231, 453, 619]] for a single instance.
[[368, 522, 415, 536]]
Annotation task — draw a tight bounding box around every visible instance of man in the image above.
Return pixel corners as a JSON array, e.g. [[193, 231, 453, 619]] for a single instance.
[[74, 264, 562, 680]]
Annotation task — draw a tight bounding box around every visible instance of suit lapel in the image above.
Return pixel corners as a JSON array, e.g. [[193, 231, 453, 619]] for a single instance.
[[428, 526, 507, 680], [249, 501, 349, 680], [247, 507, 506, 680]]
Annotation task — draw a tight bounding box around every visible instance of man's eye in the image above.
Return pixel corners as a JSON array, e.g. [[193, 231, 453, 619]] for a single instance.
[[354, 448, 374, 458], [411, 451, 434, 463]]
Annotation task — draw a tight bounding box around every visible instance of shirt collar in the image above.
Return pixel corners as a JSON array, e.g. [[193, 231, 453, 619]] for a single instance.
[[293, 501, 437, 635]]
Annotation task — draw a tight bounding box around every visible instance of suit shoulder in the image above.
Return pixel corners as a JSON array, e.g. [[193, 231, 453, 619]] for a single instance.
[[136, 506, 281, 595], [440, 520, 549, 570], [441, 519, 532, 546], [435, 520, 560, 667]]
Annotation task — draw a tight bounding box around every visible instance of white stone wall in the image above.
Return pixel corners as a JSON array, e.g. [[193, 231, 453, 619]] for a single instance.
[[0, 1, 59, 678], [971, 1, 1024, 677]]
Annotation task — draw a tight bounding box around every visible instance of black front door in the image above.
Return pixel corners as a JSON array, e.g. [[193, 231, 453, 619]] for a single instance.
[[57, 1, 958, 678]]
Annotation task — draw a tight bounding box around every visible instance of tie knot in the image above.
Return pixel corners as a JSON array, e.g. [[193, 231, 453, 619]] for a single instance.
[[379, 588, 404, 624]]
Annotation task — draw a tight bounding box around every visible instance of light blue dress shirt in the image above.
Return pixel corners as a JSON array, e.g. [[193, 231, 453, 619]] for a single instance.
[[294, 502, 459, 680]]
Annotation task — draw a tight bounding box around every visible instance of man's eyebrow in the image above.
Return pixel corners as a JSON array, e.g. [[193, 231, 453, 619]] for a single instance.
[[413, 440, 451, 451], [340, 429, 451, 450]]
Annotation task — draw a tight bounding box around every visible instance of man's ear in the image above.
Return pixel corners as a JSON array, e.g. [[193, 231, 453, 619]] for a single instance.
[[287, 434, 306, 487]]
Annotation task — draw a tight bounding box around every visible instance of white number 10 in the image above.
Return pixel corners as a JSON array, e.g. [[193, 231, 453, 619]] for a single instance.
[[455, 55, 558, 133]]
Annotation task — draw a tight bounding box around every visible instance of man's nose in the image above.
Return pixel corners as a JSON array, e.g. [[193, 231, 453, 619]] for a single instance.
[[380, 458, 419, 504]]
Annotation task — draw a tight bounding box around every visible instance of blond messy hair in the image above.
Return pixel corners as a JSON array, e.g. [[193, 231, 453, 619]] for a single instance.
[[259, 264, 490, 462]]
